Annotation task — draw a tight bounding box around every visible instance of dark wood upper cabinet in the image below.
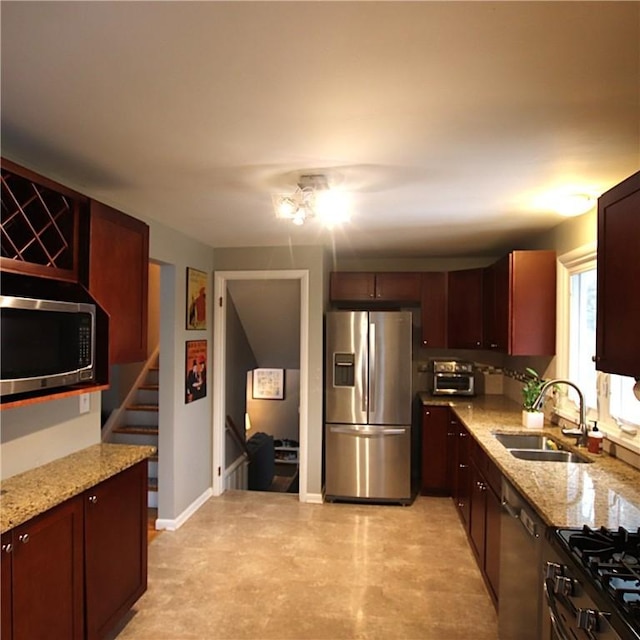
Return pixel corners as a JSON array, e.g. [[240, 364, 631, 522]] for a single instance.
[[330, 271, 421, 303], [483, 251, 556, 356], [83, 200, 149, 364], [447, 268, 484, 349], [596, 171, 640, 377], [1, 158, 87, 283], [330, 272, 375, 301], [421, 272, 447, 348], [374, 272, 421, 302]]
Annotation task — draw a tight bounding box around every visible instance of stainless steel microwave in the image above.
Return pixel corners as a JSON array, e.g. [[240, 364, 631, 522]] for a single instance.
[[0, 295, 96, 397]]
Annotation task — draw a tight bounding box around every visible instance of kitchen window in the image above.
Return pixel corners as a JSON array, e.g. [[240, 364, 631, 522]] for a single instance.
[[558, 246, 640, 444]]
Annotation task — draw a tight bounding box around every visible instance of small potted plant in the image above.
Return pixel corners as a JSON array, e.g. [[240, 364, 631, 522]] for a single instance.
[[521, 367, 545, 429]]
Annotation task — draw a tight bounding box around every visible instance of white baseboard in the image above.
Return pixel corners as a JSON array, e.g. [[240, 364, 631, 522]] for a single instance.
[[155, 487, 213, 531], [303, 492, 324, 504]]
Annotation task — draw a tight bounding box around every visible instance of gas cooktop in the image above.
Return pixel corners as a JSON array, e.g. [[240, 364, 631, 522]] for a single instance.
[[555, 526, 640, 636]]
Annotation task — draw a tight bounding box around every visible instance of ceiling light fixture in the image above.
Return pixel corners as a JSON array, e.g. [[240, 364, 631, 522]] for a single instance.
[[273, 174, 350, 227], [553, 193, 596, 217]]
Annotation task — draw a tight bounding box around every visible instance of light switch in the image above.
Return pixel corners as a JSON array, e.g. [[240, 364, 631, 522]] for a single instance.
[[79, 393, 91, 414]]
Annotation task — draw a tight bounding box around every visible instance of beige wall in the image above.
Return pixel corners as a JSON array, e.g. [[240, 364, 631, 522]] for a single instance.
[[1, 395, 101, 480], [525, 209, 597, 255]]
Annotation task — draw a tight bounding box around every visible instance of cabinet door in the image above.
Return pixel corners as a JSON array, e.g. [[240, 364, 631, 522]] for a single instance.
[[329, 272, 375, 301], [484, 483, 501, 603], [596, 171, 640, 377], [453, 423, 471, 527], [483, 258, 510, 351], [84, 461, 148, 640], [374, 272, 421, 302], [420, 406, 450, 495], [0, 158, 86, 283], [421, 272, 447, 347], [87, 200, 149, 364], [1, 532, 12, 640], [11, 497, 84, 640], [509, 251, 556, 356], [447, 268, 483, 349], [469, 462, 487, 564]]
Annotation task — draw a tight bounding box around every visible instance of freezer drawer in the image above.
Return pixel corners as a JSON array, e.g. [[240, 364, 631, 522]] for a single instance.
[[325, 423, 412, 502]]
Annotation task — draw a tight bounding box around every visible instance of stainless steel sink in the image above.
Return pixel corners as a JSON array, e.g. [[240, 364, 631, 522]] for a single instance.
[[492, 432, 592, 463], [509, 449, 591, 463], [493, 433, 565, 450]]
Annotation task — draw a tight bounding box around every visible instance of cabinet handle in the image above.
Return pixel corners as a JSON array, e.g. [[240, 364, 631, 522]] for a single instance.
[[424, 411, 430, 416], [1, 543, 12, 553], [88, 495, 98, 504], [18, 533, 29, 544], [447, 432, 456, 437], [460, 432, 467, 437], [490, 343, 498, 349], [459, 464, 468, 469]]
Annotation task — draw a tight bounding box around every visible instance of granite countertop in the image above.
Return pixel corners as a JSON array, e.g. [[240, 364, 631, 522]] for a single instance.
[[420, 393, 640, 529], [0, 443, 156, 533]]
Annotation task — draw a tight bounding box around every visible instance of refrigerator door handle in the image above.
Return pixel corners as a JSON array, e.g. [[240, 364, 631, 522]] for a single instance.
[[369, 322, 376, 413], [329, 426, 407, 436], [361, 341, 368, 413]]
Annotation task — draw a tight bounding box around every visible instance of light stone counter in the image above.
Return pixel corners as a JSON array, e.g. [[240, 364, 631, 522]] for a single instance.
[[0, 443, 156, 533], [420, 393, 640, 529]]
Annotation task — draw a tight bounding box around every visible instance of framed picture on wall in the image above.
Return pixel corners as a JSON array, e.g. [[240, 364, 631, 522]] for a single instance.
[[252, 368, 284, 400], [185, 340, 207, 403], [186, 267, 207, 330]]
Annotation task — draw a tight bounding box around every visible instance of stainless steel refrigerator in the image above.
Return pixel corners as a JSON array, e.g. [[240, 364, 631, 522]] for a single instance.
[[324, 310, 413, 504]]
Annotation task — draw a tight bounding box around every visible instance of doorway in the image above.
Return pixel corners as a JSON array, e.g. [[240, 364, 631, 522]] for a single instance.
[[212, 270, 310, 501]]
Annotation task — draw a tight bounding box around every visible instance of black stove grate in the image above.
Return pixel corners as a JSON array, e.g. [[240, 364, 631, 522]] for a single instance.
[[566, 525, 640, 624]]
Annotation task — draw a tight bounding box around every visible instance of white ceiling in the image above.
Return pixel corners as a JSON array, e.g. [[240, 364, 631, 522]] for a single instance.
[[1, 1, 639, 258]]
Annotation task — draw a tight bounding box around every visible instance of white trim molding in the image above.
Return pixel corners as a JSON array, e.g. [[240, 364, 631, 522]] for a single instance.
[[155, 487, 213, 531], [213, 269, 311, 502]]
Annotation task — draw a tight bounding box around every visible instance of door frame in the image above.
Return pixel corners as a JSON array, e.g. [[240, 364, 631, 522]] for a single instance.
[[212, 270, 309, 501]]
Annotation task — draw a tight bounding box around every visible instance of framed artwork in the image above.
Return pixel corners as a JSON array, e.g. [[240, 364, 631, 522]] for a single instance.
[[185, 340, 207, 403], [186, 267, 207, 330], [252, 368, 284, 400]]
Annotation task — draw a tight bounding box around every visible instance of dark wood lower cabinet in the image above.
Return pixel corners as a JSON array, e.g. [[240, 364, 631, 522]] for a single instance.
[[1, 533, 12, 640], [469, 446, 501, 604], [1, 461, 147, 640], [421, 406, 451, 495], [10, 497, 85, 640], [453, 420, 471, 526], [85, 461, 147, 640]]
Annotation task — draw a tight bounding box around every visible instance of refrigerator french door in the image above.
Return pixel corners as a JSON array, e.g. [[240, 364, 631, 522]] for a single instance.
[[324, 311, 413, 503]]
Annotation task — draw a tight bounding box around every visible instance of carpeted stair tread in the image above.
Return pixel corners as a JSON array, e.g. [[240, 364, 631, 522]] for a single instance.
[[113, 425, 159, 435], [126, 404, 159, 411]]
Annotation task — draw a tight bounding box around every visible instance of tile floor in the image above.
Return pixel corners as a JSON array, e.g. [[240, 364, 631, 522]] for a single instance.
[[112, 491, 498, 640]]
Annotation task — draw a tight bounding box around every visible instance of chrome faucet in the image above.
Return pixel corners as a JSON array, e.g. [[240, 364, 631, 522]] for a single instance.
[[532, 379, 588, 447]]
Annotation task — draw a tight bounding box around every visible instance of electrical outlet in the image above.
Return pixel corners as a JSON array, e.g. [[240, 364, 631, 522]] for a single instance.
[[79, 393, 90, 414]]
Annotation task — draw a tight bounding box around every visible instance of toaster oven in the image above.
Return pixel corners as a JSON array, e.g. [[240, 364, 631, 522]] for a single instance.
[[431, 360, 475, 396]]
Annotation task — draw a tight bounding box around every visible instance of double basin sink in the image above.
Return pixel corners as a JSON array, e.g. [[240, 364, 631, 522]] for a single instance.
[[493, 433, 592, 464]]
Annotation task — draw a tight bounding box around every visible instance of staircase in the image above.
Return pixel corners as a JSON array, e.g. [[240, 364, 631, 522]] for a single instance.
[[104, 351, 159, 509]]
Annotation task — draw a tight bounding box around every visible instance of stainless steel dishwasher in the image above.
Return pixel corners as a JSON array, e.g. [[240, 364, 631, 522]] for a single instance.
[[498, 478, 545, 640]]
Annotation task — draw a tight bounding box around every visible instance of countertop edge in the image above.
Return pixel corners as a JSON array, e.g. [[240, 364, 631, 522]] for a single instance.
[[1, 443, 156, 533], [419, 393, 640, 529]]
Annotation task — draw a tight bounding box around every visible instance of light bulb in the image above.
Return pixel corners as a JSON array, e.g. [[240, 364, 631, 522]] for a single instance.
[[554, 194, 595, 217], [277, 197, 298, 217]]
